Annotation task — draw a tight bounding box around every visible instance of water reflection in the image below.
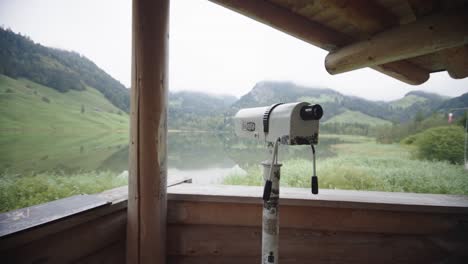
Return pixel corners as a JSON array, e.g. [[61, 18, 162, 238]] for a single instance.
[[0, 132, 342, 183]]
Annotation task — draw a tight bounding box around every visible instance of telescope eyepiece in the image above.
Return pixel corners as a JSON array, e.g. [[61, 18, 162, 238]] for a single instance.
[[300, 104, 323, 121]]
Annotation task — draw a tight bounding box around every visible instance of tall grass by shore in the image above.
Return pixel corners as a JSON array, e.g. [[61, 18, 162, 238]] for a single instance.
[[224, 139, 468, 195], [0, 171, 127, 212]]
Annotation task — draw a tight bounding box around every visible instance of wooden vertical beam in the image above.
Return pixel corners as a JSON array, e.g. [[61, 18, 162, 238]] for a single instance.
[[128, 0, 169, 263]]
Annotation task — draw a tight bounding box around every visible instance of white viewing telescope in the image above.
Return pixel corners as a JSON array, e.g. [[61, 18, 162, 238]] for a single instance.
[[234, 102, 323, 264]]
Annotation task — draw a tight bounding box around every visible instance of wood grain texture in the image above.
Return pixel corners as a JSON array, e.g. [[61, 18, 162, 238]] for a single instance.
[[444, 45, 468, 79], [167, 200, 466, 235], [0, 194, 108, 238], [0, 196, 126, 252], [167, 225, 468, 263], [325, 9, 468, 74], [208, 0, 429, 85], [127, 0, 169, 263], [2, 211, 126, 264], [210, 0, 351, 50], [2, 184, 468, 263], [167, 184, 468, 214], [76, 240, 126, 264]]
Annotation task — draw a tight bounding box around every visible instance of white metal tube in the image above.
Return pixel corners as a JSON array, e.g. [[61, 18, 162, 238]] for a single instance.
[[465, 111, 468, 170], [261, 161, 281, 264]]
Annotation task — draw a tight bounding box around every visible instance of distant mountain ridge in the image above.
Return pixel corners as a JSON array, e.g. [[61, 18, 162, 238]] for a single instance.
[[1, 28, 465, 132], [0, 27, 130, 112], [233, 81, 455, 124], [168, 91, 236, 130]]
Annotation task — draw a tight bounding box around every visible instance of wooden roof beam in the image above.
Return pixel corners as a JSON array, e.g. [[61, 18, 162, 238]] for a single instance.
[[210, 0, 351, 50], [209, 0, 429, 85], [325, 9, 468, 77], [312, 0, 399, 35], [443, 45, 468, 79]]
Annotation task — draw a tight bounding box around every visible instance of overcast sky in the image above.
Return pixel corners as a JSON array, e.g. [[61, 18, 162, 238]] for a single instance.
[[0, 0, 466, 101]]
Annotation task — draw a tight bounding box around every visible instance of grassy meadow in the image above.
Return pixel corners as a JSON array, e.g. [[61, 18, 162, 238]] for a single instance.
[[0, 74, 131, 212], [1, 73, 467, 213], [0, 74, 128, 132], [224, 134, 468, 195], [325, 110, 392, 126]]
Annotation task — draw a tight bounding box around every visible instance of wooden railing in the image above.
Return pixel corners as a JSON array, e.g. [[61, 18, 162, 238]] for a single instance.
[[1, 184, 468, 263]]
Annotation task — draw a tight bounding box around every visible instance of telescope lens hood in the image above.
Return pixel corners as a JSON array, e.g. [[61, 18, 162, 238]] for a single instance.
[[300, 104, 323, 120]]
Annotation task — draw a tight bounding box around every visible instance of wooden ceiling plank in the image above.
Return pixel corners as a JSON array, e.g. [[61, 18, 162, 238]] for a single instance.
[[325, 9, 468, 75], [209, 0, 430, 85], [209, 0, 350, 51], [314, 0, 399, 35]]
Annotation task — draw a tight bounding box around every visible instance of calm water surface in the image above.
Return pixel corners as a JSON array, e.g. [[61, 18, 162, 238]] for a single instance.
[[0, 132, 341, 184]]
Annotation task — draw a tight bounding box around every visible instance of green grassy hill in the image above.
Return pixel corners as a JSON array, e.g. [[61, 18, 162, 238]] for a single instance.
[[0, 28, 130, 112], [0, 74, 129, 132], [390, 94, 428, 109], [324, 110, 392, 126]]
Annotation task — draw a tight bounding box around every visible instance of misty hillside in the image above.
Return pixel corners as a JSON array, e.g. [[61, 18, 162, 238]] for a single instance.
[[168, 91, 236, 130], [438, 92, 468, 112], [234, 81, 451, 124], [1, 28, 465, 132], [0, 27, 130, 112]]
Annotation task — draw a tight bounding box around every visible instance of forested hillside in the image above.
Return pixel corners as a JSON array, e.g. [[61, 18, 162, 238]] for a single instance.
[[234, 81, 451, 124], [0, 27, 130, 112], [1, 28, 464, 133], [168, 91, 236, 131]]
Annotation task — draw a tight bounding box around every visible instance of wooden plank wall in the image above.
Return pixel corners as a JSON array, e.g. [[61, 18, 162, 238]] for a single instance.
[[2, 184, 468, 263], [166, 185, 468, 264], [0, 190, 128, 264]]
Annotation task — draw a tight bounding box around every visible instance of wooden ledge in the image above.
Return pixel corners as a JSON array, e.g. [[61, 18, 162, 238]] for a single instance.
[[168, 184, 468, 214], [0, 175, 191, 249], [2, 182, 467, 250]]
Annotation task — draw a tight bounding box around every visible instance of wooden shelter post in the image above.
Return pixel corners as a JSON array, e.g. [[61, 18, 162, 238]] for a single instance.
[[127, 0, 169, 263]]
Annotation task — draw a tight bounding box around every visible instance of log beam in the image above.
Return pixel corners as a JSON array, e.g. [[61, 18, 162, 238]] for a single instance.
[[325, 10, 468, 75], [127, 0, 169, 263], [443, 45, 468, 79], [208, 0, 429, 85]]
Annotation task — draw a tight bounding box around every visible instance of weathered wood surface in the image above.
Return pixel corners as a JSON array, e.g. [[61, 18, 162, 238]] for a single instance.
[[2, 184, 468, 263], [76, 240, 126, 264], [167, 225, 468, 263], [0, 194, 108, 238], [325, 9, 468, 74], [2, 211, 126, 264], [168, 184, 468, 213], [167, 200, 466, 235], [0, 176, 190, 252], [167, 184, 468, 264], [127, 0, 169, 263], [443, 45, 468, 79], [208, 0, 429, 85]]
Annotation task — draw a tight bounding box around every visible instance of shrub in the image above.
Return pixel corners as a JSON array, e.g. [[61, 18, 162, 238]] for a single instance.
[[5, 88, 14, 93], [41, 96, 50, 103], [401, 135, 417, 145], [414, 126, 465, 164]]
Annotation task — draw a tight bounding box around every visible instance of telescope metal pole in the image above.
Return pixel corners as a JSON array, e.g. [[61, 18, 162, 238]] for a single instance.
[[261, 161, 281, 264]]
